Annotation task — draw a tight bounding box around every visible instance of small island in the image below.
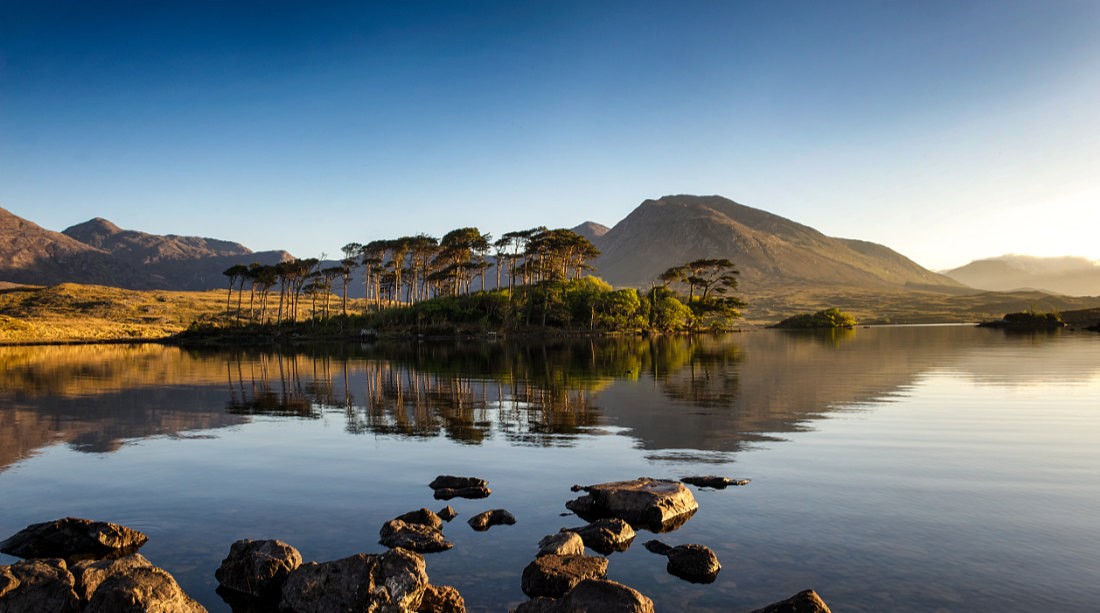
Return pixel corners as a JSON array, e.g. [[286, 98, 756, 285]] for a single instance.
[[772, 308, 857, 329], [978, 310, 1065, 331]]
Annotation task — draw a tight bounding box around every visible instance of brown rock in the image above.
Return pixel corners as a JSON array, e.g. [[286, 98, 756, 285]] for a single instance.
[[566, 478, 698, 532], [437, 506, 458, 522], [417, 584, 466, 612], [563, 518, 635, 555], [514, 579, 653, 613], [749, 589, 833, 613], [520, 554, 608, 598], [380, 519, 454, 553], [0, 517, 148, 561], [681, 475, 751, 489], [429, 475, 488, 490], [280, 548, 428, 613], [72, 553, 155, 600], [397, 508, 444, 530], [213, 539, 302, 598], [432, 486, 492, 500], [536, 532, 584, 558], [0, 558, 80, 612], [84, 565, 206, 613], [468, 509, 516, 532], [643, 540, 720, 583]]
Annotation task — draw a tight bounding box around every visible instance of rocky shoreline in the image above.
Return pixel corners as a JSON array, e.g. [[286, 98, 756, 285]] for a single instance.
[[1, 476, 829, 612]]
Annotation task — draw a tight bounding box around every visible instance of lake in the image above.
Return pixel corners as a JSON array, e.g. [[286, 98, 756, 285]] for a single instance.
[[2, 326, 1099, 612]]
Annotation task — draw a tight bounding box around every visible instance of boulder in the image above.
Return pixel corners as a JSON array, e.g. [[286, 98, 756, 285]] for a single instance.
[[563, 518, 635, 554], [520, 554, 608, 598], [429, 475, 487, 490], [84, 564, 207, 613], [468, 509, 516, 532], [643, 540, 721, 583], [680, 475, 751, 489], [0, 558, 81, 612], [281, 548, 428, 613], [214, 539, 302, 598], [566, 478, 698, 532], [536, 532, 584, 558], [396, 508, 444, 530], [514, 579, 653, 613], [432, 486, 491, 501], [437, 506, 458, 522], [380, 520, 454, 553], [417, 584, 466, 612], [0, 518, 148, 561], [72, 553, 156, 600], [749, 589, 833, 613]]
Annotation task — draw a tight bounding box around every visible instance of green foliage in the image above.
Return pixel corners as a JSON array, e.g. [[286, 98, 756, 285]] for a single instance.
[[774, 308, 858, 329]]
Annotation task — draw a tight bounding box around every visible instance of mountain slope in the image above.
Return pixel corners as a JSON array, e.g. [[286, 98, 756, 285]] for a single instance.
[[592, 195, 964, 291], [571, 221, 610, 244], [943, 255, 1100, 296]]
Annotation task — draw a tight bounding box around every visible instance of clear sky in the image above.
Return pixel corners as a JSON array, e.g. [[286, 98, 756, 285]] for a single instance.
[[2, 0, 1098, 270]]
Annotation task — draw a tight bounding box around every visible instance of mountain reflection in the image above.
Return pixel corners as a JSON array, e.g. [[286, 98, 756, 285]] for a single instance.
[[3, 327, 1097, 473]]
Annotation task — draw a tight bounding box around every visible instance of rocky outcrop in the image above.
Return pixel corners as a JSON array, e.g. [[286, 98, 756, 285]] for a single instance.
[[536, 532, 584, 558], [563, 519, 635, 555], [380, 520, 454, 553], [0, 558, 81, 612], [417, 584, 466, 613], [514, 578, 654, 613], [566, 478, 698, 531], [468, 509, 516, 532], [280, 548, 428, 613], [680, 475, 751, 489], [397, 508, 444, 530], [0, 518, 148, 561], [520, 554, 608, 598], [83, 564, 206, 612], [214, 539, 302, 599], [749, 589, 832, 613], [430, 475, 492, 500], [643, 540, 721, 583]]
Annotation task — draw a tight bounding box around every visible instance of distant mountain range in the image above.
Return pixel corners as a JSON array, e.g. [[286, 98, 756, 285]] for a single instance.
[[942, 255, 1100, 297]]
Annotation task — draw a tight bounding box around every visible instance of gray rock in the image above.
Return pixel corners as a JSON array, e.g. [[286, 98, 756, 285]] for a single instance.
[[467, 509, 516, 532], [437, 506, 458, 522], [566, 478, 698, 532], [514, 579, 653, 613], [380, 520, 454, 553], [432, 486, 492, 500], [84, 565, 207, 613], [417, 584, 466, 612], [281, 548, 428, 613], [536, 532, 584, 558], [520, 554, 608, 598], [563, 518, 635, 555], [429, 475, 487, 490], [749, 589, 833, 613], [643, 540, 721, 583], [0, 558, 80, 612], [396, 508, 444, 530], [681, 475, 751, 489], [0, 517, 148, 561], [214, 539, 302, 598]]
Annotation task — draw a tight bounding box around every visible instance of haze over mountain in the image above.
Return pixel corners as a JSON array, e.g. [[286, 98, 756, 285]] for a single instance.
[[943, 255, 1100, 296]]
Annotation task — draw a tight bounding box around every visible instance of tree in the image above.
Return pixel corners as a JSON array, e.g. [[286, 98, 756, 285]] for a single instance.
[[222, 264, 249, 319], [658, 258, 745, 330], [339, 242, 363, 316]]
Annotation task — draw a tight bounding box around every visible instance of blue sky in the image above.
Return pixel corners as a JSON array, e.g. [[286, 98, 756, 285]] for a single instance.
[[2, 0, 1098, 270]]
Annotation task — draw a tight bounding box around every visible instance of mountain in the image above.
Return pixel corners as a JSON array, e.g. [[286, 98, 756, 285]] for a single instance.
[[571, 221, 610, 244], [943, 255, 1100, 296], [63, 217, 291, 291], [591, 195, 964, 292], [0, 207, 161, 288]]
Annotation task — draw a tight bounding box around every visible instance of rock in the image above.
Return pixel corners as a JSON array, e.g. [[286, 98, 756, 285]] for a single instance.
[[520, 554, 608, 598], [0, 558, 81, 612], [749, 589, 833, 613], [563, 518, 635, 555], [71, 553, 156, 600], [467, 509, 516, 532], [0, 518, 148, 561], [380, 520, 454, 553], [681, 475, 751, 489], [429, 475, 487, 490], [84, 565, 207, 612], [566, 478, 698, 532], [515, 579, 653, 613], [432, 486, 492, 500], [281, 548, 428, 613], [417, 584, 466, 612], [397, 508, 444, 530], [214, 539, 302, 598], [643, 540, 720, 583], [437, 506, 458, 522], [536, 532, 584, 558]]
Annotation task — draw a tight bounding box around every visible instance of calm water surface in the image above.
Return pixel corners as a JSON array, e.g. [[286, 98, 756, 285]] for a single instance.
[[1, 327, 1099, 612]]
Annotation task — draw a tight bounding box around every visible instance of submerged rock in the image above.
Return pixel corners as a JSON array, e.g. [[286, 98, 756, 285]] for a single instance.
[[0, 518, 148, 561], [214, 539, 302, 599], [643, 540, 721, 583], [536, 532, 584, 558], [437, 506, 458, 522], [514, 578, 653, 613], [433, 486, 492, 501], [429, 475, 488, 490], [417, 584, 466, 613], [680, 475, 751, 489], [520, 554, 608, 598], [749, 589, 833, 613], [281, 548, 428, 613], [468, 509, 516, 532], [566, 478, 698, 532], [563, 518, 635, 555], [0, 558, 81, 612], [380, 520, 454, 553]]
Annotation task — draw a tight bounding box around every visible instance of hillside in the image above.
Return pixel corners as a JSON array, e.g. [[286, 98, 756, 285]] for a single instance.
[[944, 255, 1100, 296], [571, 221, 610, 244], [592, 195, 965, 293]]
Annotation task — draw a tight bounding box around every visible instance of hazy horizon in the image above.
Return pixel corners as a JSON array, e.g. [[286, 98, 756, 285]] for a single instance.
[[3, 1, 1098, 271]]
